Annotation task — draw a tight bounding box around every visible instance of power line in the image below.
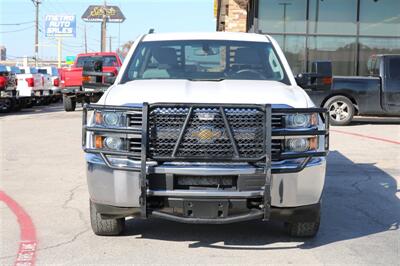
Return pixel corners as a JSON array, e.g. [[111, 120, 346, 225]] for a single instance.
[[0, 21, 35, 26], [0, 26, 35, 34]]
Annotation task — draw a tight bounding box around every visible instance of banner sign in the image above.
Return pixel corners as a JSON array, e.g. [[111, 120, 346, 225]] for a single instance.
[[82, 5, 125, 23], [45, 15, 76, 38]]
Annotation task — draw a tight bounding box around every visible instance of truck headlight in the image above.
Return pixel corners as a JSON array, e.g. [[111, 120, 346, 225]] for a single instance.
[[285, 137, 318, 152], [94, 135, 125, 150], [103, 113, 120, 126], [285, 113, 318, 128], [104, 136, 124, 150], [95, 111, 124, 127]]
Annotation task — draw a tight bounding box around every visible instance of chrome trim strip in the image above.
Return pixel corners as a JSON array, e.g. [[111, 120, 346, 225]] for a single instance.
[[86, 153, 325, 175], [147, 189, 264, 198], [153, 164, 258, 175]]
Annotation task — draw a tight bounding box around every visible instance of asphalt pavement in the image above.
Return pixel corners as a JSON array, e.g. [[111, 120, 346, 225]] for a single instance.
[[1, 104, 399, 265]]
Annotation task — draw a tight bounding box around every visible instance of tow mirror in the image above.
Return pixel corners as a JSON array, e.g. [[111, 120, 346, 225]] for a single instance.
[[296, 61, 333, 90]]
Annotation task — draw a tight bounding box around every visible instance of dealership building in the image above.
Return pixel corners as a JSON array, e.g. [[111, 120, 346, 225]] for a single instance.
[[216, 0, 400, 76]]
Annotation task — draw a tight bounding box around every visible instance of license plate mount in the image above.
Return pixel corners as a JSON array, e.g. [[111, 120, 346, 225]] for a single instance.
[[183, 199, 229, 219]]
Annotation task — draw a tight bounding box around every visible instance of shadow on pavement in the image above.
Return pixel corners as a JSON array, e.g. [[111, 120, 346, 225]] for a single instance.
[[122, 151, 399, 250]]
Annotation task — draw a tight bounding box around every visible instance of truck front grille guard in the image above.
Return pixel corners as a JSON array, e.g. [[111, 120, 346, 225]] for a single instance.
[[82, 103, 329, 220]]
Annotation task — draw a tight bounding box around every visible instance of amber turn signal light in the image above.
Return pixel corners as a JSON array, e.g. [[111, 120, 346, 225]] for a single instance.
[[309, 137, 318, 150], [95, 135, 104, 149], [95, 112, 103, 124]]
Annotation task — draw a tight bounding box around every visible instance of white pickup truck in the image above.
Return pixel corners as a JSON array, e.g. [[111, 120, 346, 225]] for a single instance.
[[83, 32, 329, 237], [38, 66, 62, 102], [17, 67, 52, 105]]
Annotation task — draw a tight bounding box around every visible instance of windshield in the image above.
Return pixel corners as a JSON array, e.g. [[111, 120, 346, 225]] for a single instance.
[[121, 40, 289, 84], [76, 56, 118, 67]]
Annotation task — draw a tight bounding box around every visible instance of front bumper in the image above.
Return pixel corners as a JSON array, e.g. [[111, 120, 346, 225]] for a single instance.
[[87, 153, 326, 209]]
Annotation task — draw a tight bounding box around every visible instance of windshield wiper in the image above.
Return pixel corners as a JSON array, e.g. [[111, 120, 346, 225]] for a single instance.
[[187, 78, 225, 82]]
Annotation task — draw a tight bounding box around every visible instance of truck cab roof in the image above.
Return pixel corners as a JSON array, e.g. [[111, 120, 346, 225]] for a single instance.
[[76, 52, 119, 57], [142, 32, 271, 43]]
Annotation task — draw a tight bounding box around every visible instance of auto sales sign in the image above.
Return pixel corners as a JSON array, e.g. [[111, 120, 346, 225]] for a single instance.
[[45, 15, 76, 38]]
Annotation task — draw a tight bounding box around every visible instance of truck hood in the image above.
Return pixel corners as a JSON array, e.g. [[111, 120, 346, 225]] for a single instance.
[[101, 79, 313, 108]]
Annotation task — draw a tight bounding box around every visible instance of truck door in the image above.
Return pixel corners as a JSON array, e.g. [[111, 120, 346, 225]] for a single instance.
[[382, 56, 400, 114]]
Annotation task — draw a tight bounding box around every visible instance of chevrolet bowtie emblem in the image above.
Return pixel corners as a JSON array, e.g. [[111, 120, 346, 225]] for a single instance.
[[191, 127, 223, 142]]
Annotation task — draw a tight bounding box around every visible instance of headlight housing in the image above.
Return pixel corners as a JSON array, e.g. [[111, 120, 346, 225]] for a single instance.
[[104, 136, 124, 150], [94, 111, 125, 127], [285, 113, 318, 128], [285, 137, 318, 152], [94, 135, 127, 151]]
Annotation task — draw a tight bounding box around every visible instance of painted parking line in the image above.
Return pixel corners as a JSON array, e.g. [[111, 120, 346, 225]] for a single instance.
[[0, 191, 37, 266], [331, 129, 400, 145]]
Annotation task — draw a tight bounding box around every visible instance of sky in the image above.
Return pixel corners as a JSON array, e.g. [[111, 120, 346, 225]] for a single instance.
[[0, 0, 216, 60]]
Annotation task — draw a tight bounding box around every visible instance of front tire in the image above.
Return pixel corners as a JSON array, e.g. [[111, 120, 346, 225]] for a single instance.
[[90, 200, 125, 236], [324, 96, 355, 126], [63, 95, 76, 112]]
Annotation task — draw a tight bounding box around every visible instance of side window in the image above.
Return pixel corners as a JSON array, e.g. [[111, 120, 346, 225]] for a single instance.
[[126, 46, 147, 80], [367, 56, 380, 76], [268, 48, 284, 80], [388, 58, 400, 80]]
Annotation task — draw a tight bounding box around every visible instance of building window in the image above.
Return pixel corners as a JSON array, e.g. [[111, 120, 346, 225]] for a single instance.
[[270, 34, 306, 74], [258, 0, 307, 33], [359, 0, 400, 36], [308, 36, 357, 76], [358, 38, 400, 75], [309, 0, 357, 35]]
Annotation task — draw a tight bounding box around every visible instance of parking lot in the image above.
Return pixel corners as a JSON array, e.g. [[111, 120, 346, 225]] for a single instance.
[[0, 104, 399, 265]]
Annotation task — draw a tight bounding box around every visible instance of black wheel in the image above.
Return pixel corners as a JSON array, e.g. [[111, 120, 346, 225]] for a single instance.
[[90, 200, 125, 236], [24, 100, 34, 108], [11, 99, 22, 112], [324, 95, 355, 126], [43, 97, 51, 106], [63, 95, 76, 112], [0, 99, 13, 113]]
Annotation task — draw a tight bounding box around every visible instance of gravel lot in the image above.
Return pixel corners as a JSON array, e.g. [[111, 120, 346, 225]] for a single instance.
[[1, 104, 399, 265]]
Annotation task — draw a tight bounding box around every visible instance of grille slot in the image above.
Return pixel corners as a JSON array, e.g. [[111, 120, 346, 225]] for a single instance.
[[127, 112, 143, 159], [271, 139, 282, 160], [127, 111, 143, 128], [271, 115, 284, 128]]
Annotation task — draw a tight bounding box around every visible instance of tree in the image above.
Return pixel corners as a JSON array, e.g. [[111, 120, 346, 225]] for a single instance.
[[116, 40, 134, 58]]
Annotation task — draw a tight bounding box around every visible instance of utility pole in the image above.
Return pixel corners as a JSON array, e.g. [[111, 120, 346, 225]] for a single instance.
[[57, 38, 62, 68], [100, 0, 107, 52], [32, 0, 41, 66], [108, 36, 115, 52]]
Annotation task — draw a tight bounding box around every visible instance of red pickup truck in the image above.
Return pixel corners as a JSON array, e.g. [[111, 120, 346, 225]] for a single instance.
[[59, 52, 122, 111]]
